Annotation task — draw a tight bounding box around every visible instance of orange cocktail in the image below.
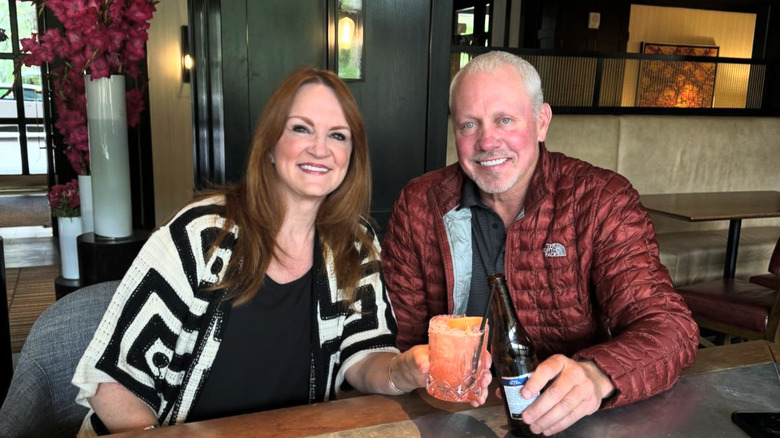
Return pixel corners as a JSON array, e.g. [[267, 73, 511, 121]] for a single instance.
[[426, 315, 488, 403]]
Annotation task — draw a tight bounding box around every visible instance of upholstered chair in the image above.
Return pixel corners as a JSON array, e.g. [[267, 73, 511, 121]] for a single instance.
[[677, 238, 780, 347], [748, 237, 780, 289], [0, 280, 118, 438]]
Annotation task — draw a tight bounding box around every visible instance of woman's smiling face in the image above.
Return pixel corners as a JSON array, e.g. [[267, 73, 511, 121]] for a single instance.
[[270, 83, 353, 205]]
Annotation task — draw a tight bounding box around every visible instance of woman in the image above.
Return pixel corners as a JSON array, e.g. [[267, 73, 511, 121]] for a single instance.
[[72, 67, 491, 435]]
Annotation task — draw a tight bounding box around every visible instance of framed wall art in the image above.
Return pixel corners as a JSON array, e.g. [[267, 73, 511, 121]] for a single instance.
[[636, 42, 719, 108]]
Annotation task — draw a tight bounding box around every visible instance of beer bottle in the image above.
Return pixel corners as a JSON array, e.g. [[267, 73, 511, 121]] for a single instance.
[[488, 273, 539, 437]]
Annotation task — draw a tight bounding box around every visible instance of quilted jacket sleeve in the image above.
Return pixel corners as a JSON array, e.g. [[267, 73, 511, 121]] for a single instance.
[[382, 186, 433, 352], [572, 175, 699, 409]]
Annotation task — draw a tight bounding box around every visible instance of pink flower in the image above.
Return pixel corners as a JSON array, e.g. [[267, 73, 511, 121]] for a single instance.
[[88, 57, 111, 79], [66, 30, 86, 51], [63, 2, 87, 20], [124, 62, 141, 79], [126, 1, 156, 23], [125, 88, 144, 127], [20, 37, 38, 53], [48, 178, 81, 217], [67, 193, 81, 209], [124, 38, 147, 63]]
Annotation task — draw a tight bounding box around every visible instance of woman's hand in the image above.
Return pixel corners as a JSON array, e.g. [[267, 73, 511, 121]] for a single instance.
[[346, 345, 492, 408], [393, 345, 492, 407], [389, 345, 430, 391]]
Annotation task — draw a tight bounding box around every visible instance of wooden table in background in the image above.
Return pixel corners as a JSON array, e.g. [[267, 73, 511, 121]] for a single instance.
[[113, 341, 780, 438], [641, 191, 780, 279]]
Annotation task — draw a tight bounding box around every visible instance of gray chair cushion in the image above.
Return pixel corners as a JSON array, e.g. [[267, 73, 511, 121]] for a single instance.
[[0, 280, 118, 438]]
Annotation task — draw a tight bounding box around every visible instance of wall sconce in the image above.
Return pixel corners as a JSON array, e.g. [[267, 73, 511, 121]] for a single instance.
[[181, 25, 193, 83], [338, 16, 356, 50], [335, 0, 364, 81]]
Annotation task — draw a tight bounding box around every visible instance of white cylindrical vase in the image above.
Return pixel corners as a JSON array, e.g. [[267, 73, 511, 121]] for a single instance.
[[58, 216, 83, 280], [85, 74, 132, 239], [78, 174, 94, 233]]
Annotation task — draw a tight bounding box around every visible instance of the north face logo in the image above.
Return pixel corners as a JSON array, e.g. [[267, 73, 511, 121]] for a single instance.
[[544, 243, 566, 257]]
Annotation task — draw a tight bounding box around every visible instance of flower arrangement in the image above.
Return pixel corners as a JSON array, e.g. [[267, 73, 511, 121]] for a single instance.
[[47, 178, 81, 217], [19, 0, 159, 175]]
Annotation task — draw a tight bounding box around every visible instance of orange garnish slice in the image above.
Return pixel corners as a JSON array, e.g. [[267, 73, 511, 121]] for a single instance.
[[446, 316, 483, 331]]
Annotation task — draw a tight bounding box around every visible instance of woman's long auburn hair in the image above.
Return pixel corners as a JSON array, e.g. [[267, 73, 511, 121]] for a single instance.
[[204, 67, 375, 304]]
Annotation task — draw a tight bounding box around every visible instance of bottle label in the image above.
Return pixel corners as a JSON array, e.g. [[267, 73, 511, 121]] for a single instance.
[[501, 373, 538, 419]]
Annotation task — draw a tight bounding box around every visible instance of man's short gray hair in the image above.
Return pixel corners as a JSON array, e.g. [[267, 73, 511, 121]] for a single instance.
[[449, 51, 545, 118]]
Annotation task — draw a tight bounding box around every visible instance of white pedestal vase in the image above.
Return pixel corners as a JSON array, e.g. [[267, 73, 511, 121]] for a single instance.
[[78, 174, 94, 233], [57, 216, 83, 280], [85, 74, 132, 239]]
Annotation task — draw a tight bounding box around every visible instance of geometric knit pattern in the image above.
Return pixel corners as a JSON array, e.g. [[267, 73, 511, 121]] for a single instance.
[[72, 196, 399, 426]]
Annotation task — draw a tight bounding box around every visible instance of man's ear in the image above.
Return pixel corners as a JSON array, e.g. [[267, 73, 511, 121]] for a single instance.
[[536, 103, 552, 142]]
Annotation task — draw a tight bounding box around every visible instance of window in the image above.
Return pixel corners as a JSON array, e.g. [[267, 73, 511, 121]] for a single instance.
[[0, 0, 47, 176]]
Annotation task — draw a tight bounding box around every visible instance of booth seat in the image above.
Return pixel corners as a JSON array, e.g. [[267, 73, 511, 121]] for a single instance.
[[545, 115, 780, 286], [655, 227, 779, 287]]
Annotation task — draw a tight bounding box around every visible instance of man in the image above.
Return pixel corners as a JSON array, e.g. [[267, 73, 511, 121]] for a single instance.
[[382, 51, 699, 435]]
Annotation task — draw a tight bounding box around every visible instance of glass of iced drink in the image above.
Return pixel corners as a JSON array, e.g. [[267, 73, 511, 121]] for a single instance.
[[426, 314, 489, 403]]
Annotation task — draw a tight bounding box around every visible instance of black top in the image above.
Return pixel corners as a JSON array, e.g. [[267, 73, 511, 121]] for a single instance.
[[187, 269, 313, 422]]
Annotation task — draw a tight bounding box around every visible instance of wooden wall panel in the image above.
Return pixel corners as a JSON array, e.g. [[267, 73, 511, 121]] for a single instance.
[[148, 0, 194, 225]]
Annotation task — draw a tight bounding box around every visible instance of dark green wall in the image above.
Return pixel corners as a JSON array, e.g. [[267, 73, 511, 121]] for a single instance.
[[221, 0, 326, 184], [350, 0, 432, 228]]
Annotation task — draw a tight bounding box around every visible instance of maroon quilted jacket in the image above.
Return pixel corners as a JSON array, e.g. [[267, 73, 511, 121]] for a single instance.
[[382, 142, 699, 409]]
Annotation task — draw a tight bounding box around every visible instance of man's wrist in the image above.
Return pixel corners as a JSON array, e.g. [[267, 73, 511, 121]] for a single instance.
[[579, 360, 616, 400]]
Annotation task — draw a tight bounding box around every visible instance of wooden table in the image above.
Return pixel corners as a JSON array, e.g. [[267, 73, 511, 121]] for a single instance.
[[641, 191, 780, 279], [113, 341, 780, 438]]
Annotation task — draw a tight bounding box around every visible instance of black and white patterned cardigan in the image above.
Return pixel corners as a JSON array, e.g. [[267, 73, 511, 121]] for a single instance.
[[72, 197, 400, 426]]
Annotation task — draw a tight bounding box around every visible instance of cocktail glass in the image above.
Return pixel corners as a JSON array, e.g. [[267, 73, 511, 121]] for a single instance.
[[426, 314, 489, 403]]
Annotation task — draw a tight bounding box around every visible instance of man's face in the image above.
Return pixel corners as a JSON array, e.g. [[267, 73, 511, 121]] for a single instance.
[[451, 64, 551, 197]]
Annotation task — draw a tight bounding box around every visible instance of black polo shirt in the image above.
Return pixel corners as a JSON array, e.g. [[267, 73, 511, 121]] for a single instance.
[[460, 178, 524, 319]]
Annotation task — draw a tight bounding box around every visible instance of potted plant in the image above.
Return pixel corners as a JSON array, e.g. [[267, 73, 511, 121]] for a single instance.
[[47, 178, 82, 280], [20, 0, 158, 239], [19, 0, 158, 174]]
